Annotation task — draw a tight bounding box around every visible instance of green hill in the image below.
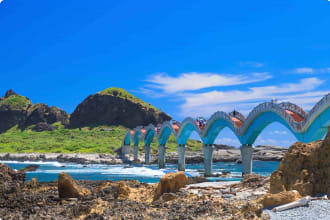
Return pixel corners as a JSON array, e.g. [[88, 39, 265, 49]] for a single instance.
[[98, 87, 159, 111], [0, 125, 202, 154]]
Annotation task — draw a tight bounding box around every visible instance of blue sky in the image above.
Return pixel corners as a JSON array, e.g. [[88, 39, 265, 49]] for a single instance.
[[1, 0, 330, 147]]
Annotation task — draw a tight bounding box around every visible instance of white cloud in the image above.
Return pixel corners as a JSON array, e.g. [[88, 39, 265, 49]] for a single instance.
[[270, 130, 288, 135], [215, 137, 240, 146], [0, 0, 3, 4], [293, 67, 330, 74], [145, 72, 271, 93], [240, 61, 265, 68], [294, 67, 314, 74], [181, 77, 324, 116]]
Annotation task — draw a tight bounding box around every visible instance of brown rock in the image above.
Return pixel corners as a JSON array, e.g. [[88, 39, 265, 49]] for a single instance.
[[117, 181, 130, 198], [58, 172, 90, 198], [241, 173, 268, 188], [259, 190, 301, 208], [154, 171, 188, 200], [160, 193, 177, 201], [0, 163, 26, 194], [270, 127, 330, 196], [25, 177, 38, 189]]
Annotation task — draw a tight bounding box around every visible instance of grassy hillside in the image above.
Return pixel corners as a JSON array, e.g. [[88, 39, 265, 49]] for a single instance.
[[98, 87, 159, 111], [0, 94, 32, 111], [0, 124, 202, 154]]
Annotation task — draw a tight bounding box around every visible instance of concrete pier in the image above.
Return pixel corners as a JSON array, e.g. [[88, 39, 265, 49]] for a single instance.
[[240, 145, 254, 175], [203, 144, 214, 177], [133, 145, 139, 161], [144, 145, 151, 164], [158, 145, 166, 168], [178, 144, 186, 171], [121, 145, 130, 161]]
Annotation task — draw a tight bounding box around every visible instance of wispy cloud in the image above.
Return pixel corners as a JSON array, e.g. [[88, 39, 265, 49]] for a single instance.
[[145, 72, 271, 93], [240, 61, 265, 68], [293, 67, 330, 74], [180, 77, 327, 116]]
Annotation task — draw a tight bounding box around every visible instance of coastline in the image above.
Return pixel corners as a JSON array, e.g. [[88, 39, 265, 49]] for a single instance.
[[0, 145, 287, 165]]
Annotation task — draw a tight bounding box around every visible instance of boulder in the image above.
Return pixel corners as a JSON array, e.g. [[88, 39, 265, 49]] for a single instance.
[[0, 163, 25, 193], [270, 127, 330, 196], [58, 172, 90, 198], [19, 164, 39, 172], [154, 171, 188, 200], [259, 190, 301, 208]]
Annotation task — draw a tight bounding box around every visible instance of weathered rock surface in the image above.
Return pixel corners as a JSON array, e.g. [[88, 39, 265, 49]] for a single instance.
[[25, 103, 69, 128], [70, 88, 171, 129], [0, 178, 266, 220], [270, 127, 330, 196], [0, 89, 32, 132], [154, 171, 188, 200], [19, 164, 39, 172], [259, 190, 301, 208], [58, 172, 91, 198], [0, 163, 25, 193], [0, 90, 69, 132]]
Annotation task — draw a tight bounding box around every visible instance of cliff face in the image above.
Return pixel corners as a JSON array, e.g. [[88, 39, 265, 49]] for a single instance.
[[0, 90, 32, 132], [70, 88, 171, 129], [270, 127, 330, 196], [0, 90, 69, 132]]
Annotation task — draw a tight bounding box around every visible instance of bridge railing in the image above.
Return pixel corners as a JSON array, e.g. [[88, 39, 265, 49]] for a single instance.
[[279, 102, 307, 118]]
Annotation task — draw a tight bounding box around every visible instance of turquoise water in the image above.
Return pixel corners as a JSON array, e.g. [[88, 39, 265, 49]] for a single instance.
[[3, 160, 280, 183]]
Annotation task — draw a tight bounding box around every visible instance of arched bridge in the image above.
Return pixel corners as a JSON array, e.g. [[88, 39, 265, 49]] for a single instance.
[[122, 93, 330, 176]]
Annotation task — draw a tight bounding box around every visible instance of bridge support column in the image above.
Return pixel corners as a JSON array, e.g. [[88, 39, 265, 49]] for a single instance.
[[158, 145, 166, 169], [203, 144, 214, 177], [240, 145, 254, 175], [121, 145, 130, 161], [178, 145, 186, 171], [133, 145, 139, 161], [144, 145, 151, 164]]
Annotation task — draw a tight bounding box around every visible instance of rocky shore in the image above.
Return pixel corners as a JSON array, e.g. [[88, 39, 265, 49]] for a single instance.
[[1, 127, 329, 220], [0, 145, 287, 165], [0, 163, 268, 219]]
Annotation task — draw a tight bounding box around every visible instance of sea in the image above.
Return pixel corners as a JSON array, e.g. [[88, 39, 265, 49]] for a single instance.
[[2, 160, 279, 183]]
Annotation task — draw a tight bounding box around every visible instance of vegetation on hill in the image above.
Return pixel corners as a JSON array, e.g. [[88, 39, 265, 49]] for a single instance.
[[0, 125, 202, 154], [0, 94, 32, 111], [98, 87, 159, 111]]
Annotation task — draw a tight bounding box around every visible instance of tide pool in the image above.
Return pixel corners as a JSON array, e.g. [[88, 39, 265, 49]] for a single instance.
[[3, 160, 280, 183]]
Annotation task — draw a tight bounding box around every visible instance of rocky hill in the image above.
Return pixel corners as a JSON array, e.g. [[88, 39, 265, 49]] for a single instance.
[[70, 87, 171, 129], [0, 90, 69, 133]]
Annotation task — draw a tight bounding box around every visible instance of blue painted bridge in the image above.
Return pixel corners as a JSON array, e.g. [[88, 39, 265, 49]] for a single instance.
[[122, 94, 330, 176]]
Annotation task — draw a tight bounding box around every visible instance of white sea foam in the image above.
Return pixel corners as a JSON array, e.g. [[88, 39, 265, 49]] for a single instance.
[[0, 160, 64, 167]]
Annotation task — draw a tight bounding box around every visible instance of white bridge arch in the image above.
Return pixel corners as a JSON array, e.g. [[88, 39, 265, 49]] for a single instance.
[[122, 93, 330, 176]]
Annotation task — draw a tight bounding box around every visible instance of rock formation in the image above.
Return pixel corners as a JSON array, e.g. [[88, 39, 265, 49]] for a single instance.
[[259, 190, 301, 208], [58, 172, 91, 198], [0, 89, 32, 132], [25, 103, 69, 128], [0, 90, 69, 132], [270, 127, 330, 196], [70, 87, 171, 129], [0, 163, 25, 193], [154, 171, 188, 200]]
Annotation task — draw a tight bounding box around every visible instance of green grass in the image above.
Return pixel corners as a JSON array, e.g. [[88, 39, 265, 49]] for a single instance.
[[0, 125, 202, 154], [0, 95, 32, 111], [98, 87, 159, 111]]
